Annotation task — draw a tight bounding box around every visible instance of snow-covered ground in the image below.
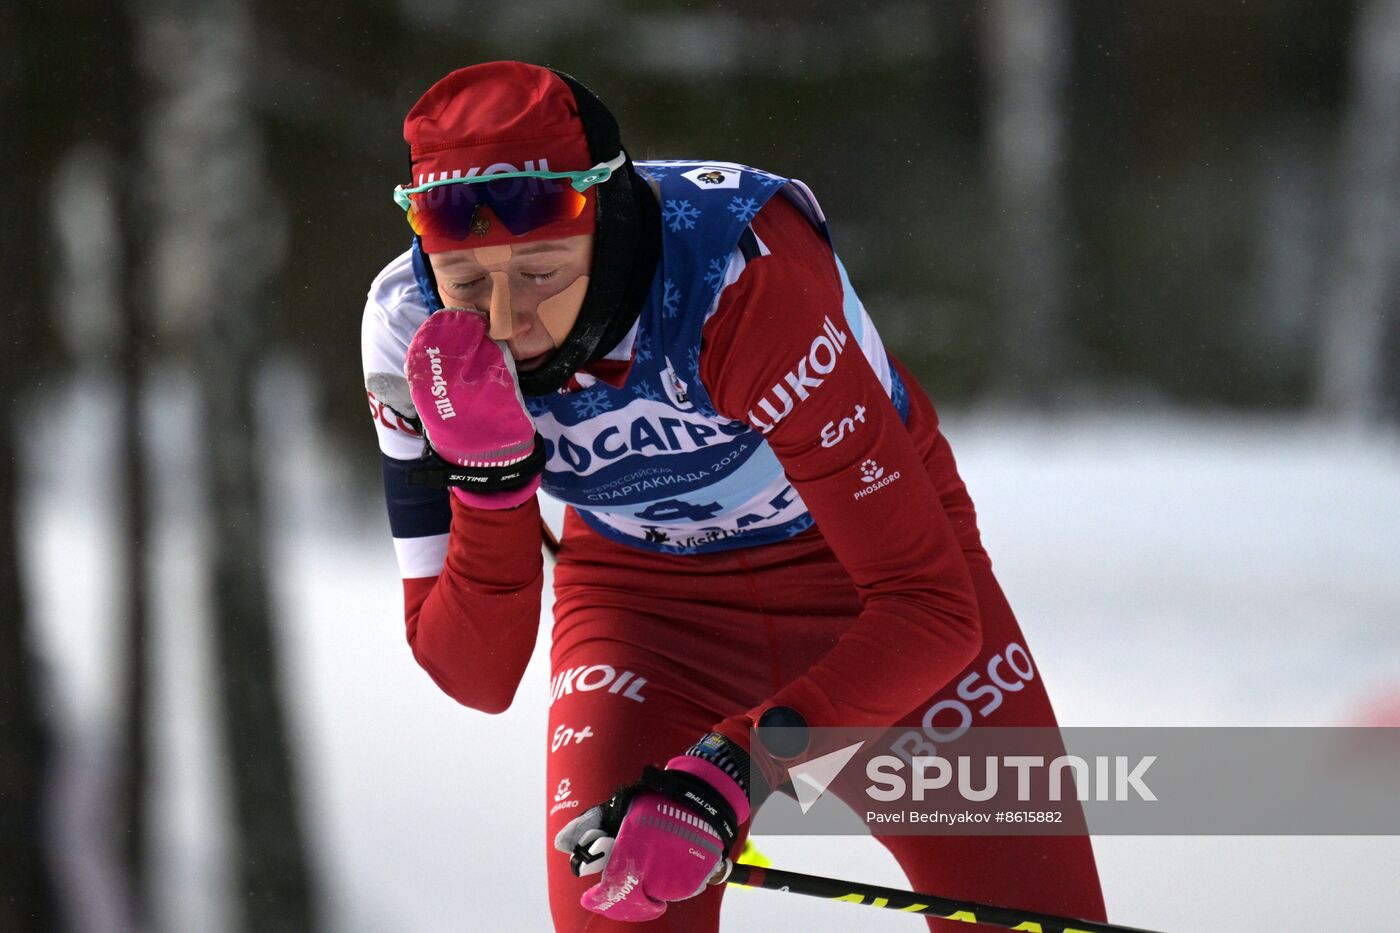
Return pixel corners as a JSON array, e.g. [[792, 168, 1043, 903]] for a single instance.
[[24, 374, 1400, 932]]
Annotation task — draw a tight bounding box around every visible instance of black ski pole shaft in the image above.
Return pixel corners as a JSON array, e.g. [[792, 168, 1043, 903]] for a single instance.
[[725, 863, 1169, 933]]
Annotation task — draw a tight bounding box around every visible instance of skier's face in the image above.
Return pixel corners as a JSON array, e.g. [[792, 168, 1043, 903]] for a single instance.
[[428, 234, 594, 372]]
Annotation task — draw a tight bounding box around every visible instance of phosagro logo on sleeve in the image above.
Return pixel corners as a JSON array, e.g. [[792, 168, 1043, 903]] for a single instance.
[[853, 459, 900, 499], [550, 777, 580, 816]]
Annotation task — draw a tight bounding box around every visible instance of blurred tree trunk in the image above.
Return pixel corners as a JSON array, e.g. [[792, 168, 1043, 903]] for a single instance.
[[1317, 0, 1400, 422], [145, 0, 316, 929], [0, 399, 57, 933], [102, 3, 155, 926], [1254, 130, 1324, 357], [0, 2, 61, 930], [981, 0, 1071, 404]]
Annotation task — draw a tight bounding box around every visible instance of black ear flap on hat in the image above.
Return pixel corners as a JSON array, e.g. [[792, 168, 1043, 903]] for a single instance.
[[513, 70, 661, 397]]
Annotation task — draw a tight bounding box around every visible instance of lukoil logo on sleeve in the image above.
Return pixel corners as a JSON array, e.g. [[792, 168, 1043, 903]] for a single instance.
[[747, 316, 850, 434]]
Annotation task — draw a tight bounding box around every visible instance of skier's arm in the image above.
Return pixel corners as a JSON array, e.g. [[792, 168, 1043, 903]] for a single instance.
[[400, 493, 543, 714], [699, 195, 983, 744], [364, 286, 543, 715]]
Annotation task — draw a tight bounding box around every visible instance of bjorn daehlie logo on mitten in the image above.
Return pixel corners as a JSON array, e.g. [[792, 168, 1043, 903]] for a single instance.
[[424, 347, 457, 419]]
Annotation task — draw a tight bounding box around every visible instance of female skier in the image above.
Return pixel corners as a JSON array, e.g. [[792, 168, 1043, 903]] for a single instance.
[[361, 61, 1106, 931]]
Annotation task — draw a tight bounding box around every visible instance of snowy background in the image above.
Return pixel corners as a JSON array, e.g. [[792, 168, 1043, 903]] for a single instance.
[[26, 370, 1400, 933]]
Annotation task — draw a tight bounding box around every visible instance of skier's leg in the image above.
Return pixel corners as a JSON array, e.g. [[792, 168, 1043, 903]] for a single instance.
[[856, 557, 1107, 931], [544, 603, 739, 932]]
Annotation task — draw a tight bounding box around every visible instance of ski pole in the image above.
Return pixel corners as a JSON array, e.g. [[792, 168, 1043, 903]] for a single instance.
[[722, 862, 1169, 933], [541, 516, 560, 563]]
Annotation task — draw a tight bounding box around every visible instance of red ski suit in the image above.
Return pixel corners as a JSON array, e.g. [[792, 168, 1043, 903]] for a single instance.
[[392, 195, 1106, 931]]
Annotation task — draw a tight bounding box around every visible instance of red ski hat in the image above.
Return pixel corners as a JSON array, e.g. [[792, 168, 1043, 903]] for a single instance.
[[404, 61, 598, 252]]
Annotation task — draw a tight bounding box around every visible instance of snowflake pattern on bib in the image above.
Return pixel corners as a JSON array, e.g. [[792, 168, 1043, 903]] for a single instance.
[[663, 200, 701, 232]]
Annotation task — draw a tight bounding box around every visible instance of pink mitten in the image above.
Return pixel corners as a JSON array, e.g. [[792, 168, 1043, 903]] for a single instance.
[[404, 310, 541, 509], [557, 755, 750, 922]]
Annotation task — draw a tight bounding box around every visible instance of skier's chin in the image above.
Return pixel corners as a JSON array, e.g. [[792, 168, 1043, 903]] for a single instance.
[[514, 348, 554, 372]]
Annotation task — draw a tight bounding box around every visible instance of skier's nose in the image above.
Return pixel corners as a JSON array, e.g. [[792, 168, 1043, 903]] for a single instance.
[[487, 271, 513, 340]]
